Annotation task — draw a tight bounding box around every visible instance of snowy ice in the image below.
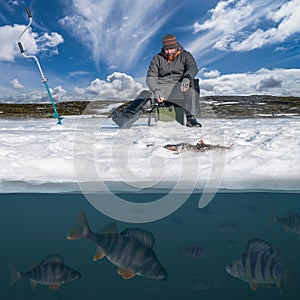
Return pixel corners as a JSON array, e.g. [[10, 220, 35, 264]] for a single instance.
[[0, 113, 299, 194]]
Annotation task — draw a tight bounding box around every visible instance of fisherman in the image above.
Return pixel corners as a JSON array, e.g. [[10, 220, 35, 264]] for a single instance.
[[111, 34, 201, 128]]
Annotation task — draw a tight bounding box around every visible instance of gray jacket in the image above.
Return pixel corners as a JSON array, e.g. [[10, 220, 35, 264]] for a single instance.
[[146, 43, 198, 93]]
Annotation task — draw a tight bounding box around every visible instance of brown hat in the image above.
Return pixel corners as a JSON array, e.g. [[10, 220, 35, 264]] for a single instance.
[[162, 34, 178, 49]]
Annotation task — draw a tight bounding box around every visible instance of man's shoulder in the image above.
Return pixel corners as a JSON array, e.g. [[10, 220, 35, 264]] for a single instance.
[[151, 52, 166, 62]]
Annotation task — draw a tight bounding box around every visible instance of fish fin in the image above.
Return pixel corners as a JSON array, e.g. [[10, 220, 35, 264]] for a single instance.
[[49, 282, 61, 290], [67, 211, 90, 240], [41, 254, 64, 265], [93, 246, 106, 261], [9, 264, 21, 285], [164, 145, 178, 151], [246, 239, 273, 255], [276, 280, 283, 295], [249, 282, 258, 291], [117, 268, 136, 280], [30, 280, 38, 290], [120, 228, 155, 248], [283, 225, 289, 232]]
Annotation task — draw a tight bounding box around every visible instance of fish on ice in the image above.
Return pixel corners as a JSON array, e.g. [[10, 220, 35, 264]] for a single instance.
[[162, 139, 233, 153], [226, 239, 283, 294], [67, 212, 168, 280], [10, 254, 81, 290]]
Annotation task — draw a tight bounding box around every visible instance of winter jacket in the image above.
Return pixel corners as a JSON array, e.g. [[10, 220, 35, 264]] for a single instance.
[[146, 43, 198, 93]]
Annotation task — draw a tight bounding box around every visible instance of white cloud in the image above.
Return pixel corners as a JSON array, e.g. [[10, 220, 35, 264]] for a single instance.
[[188, 0, 300, 55], [0, 24, 33, 61], [59, 0, 179, 71], [230, 0, 300, 51], [0, 72, 145, 103], [200, 68, 300, 96], [8, 0, 20, 6], [200, 68, 221, 78], [84, 72, 144, 100], [36, 32, 64, 54], [0, 23, 63, 62], [67, 71, 90, 79], [50, 85, 67, 101], [2, 68, 300, 103], [193, 0, 253, 34], [10, 78, 24, 89]]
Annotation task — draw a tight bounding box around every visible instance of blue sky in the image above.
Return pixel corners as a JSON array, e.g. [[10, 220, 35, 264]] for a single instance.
[[0, 0, 300, 103]]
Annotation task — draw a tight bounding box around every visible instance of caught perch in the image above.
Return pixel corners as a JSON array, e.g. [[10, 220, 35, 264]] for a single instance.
[[163, 139, 233, 153]]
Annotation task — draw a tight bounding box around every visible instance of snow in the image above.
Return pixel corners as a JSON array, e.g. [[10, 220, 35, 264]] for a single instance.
[[0, 114, 299, 194]]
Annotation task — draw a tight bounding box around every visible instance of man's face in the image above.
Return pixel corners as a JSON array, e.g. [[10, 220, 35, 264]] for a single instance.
[[164, 48, 177, 56]]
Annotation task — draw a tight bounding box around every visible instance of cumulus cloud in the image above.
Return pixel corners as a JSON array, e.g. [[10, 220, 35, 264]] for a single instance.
[[82, 72, 144, 100], [0, 24, 63, 62], [1, 68, 299, 104], [255, 77, 282, 92], [51, 85, 67, 101], [200, 68, 221, 78], [200, 68, 300, 96], [10, 78, 24, 89], [36, 32, 64, 55], [188, 0, 300, 56], [59, 0, 179, 71], [0, 72, 144, 103]]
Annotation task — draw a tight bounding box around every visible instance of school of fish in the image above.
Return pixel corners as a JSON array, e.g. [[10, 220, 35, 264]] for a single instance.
[[9, 208, 298, 295]]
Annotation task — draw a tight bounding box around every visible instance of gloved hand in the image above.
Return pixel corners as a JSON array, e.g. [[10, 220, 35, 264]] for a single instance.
[[154, 89, 164, 103], [181, 78, 190, 92]]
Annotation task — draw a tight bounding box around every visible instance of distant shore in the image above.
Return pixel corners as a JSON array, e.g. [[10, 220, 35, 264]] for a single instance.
[[0, 95, 299, 119]]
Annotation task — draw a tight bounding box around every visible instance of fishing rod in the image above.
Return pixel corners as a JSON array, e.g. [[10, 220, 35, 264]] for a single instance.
[[17, 6, 62, 125]]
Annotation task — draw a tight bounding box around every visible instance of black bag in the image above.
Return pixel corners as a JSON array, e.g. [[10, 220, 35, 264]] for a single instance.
[[111, 90, 154, 128]]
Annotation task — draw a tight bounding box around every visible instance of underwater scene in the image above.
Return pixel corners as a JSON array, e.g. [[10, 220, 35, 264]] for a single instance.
[[1, 191, 300, 300]]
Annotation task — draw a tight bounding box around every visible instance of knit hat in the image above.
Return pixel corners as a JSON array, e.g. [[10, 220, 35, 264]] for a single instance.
[[162, 34, 178, 49]]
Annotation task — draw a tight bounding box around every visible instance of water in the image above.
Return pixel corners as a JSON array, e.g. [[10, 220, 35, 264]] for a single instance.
[[1, 191, 299, 299]]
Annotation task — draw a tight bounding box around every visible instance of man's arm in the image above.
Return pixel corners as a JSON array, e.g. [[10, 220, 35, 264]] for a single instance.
[[146, 56, 165, 102], [183, 51, 198, 80]]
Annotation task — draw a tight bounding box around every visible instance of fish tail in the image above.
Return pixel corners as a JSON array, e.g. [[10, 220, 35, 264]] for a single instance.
[[67, 211, 91, 240], [9, 264, 21, 285]]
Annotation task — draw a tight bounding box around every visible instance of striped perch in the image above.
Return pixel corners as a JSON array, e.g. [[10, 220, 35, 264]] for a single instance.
[[226, 239, 283, 294], [272, 211, 300, 237], [10, 254, 81, 290], [67, 212, 168, 280]]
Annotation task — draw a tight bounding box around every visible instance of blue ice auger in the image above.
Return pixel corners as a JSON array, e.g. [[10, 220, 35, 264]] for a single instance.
[[17, 6, 62, 125]]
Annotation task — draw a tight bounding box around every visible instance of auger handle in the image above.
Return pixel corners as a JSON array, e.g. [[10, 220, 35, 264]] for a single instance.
[[18, 42, 24, 53], [25, 6, 32, 18]]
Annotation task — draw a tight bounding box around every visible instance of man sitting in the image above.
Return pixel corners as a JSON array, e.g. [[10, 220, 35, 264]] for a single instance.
[[111, 34, 201, 128]]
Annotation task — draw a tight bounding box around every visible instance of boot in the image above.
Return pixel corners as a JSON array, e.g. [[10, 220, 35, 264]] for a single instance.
[[186, 115, 202, 128]]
